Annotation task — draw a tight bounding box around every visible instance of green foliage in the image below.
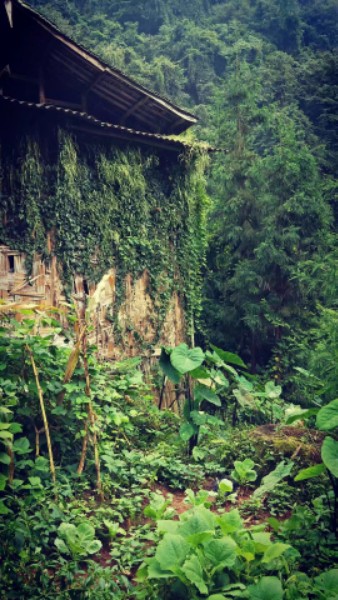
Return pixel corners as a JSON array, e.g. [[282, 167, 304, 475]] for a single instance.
[[137, 505, 298, 598], [55, 522, 102, 559], [231, 459, 257, 485], [253, 461, 294, 500]]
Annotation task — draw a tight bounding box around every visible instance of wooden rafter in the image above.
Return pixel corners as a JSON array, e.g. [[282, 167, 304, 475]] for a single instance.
[[120, 96, 148, 124]]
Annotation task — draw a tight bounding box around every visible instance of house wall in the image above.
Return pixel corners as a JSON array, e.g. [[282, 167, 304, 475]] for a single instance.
[[0, 116, 207, 365], [0, 244, 185, 359]]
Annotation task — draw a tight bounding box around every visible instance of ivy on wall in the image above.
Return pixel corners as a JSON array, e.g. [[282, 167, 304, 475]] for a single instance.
[[0, 125, 209, 344]]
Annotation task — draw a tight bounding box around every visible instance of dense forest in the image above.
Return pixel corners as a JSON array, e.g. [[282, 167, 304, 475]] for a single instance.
[[1, 1, 338, 598]]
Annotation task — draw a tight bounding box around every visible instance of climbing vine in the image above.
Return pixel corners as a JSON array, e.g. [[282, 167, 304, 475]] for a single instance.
[[0, 125, 208, 347]]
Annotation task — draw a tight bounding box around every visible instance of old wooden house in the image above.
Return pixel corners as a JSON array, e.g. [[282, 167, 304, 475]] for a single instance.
[[0, 0, 207, 364]]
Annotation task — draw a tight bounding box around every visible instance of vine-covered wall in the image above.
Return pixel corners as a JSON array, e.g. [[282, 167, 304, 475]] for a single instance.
[[0, 118, 208, 355]]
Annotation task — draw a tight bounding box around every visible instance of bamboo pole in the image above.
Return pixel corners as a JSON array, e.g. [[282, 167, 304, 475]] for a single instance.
[[26, 345, 56, 484]]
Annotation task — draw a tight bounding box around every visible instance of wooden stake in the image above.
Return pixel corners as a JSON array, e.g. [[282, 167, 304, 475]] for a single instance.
[[26, 345, 56, 484]]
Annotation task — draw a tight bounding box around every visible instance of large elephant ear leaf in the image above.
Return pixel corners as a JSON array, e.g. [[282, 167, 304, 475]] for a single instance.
[[316, 399, 338, 431], [170, 344, 205, 374], [159, 348, 181, 383], [321, 436, 338, 477]]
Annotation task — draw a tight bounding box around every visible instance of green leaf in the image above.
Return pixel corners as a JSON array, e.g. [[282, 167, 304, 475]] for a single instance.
[[248, 576, 283, 600], [147, 559, 173, 579], [195, 383, 221, 407], [170, 344, 204, 374], [285, 407, 318, 425], [314, 569, 338, 593], [179, 421, 196, 441], [190, 366, 210, 379], [294, 463, 326, 481], [262, 542, 291, 563], [155, 534, 190, 570], [204, 538, 237, 568], [210, 345, 247, 369], [28, 476, 42, 487], [55, 538, 69, 555], [218, 478, 233, 494], [179, 507, 216, 546], [156, 520, 179, 535], [207, 595, 227, 600], [253, 461, 293, 499], [159, 348, 181, 384], [0, 430, 13, 442], [183, 554, 208, 595], [218, 509, 243, 534], [13, 437, 31, 454], [316, 399, 338, 431], [322, 436, 338, 477], [0, 473, 8, 491], [0, 452, 11, 465], [0, 500, 12, 515]]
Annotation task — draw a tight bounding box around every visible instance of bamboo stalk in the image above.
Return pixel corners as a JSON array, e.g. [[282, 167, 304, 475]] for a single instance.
[[74, 297, 103, 500], [77, 419, 89, 475], [26, 345, 56, 484], [82, 332, 103, 500]]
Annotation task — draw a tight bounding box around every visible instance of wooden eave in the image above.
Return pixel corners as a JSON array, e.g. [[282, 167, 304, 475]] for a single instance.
[[0, 95, 204, 153], [0, 0, 198, 135]]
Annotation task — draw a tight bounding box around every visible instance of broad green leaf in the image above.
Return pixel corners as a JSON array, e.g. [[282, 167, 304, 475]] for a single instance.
[[251, 532, 272, 553], [262, 542, 291, 563], [218, 509, 243, 534], [159, 348, 181, 384], [0, 452, 11, 465], [190, 366, 210, 379], [0, 430, 13, 442], [147, 559, 173, 579], [210, 345, 247, 369], [195, 383, 221, 406], [248, 576, 283, 600], [218, 478, 233, 494], [286, 408, 318, 425], [322, 436, 338, 477], [13, 437, 31, 454], [179, 507, 216, 546], [316, 399, 338, 431], [179, 421, 196, 441], [265, 381, 282, 399], [155, 534, 190, 570], [204, 538, 237, 568], [8, 423, 22, 434], [294, 463, 326, 481], [183, 554, 208, 595], [314, 569, 338, 593], [207, 595, 227, 600], [28, 476, 42, 487], [170, 344, 204, 374], [157, 520, 179, 535]]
